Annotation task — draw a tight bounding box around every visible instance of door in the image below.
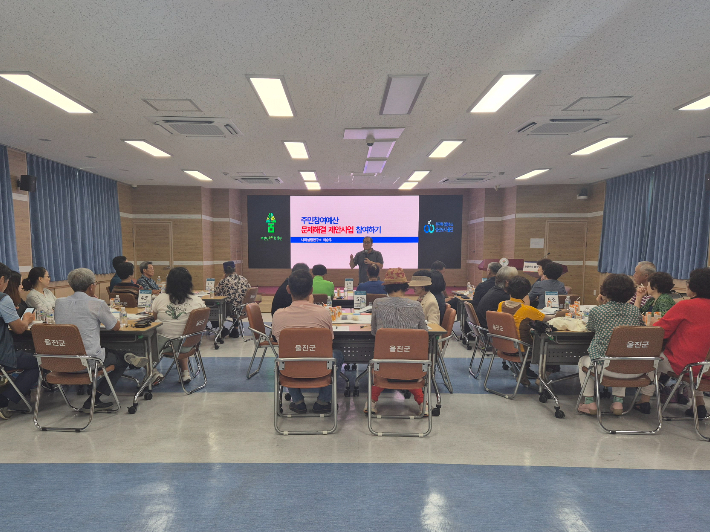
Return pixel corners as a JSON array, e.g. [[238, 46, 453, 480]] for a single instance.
[[545, 221, 587, 303], [133, 222, 173, 279]]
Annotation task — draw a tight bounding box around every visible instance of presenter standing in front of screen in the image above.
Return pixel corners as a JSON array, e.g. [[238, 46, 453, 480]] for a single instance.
[[350, 237, 384, 284]]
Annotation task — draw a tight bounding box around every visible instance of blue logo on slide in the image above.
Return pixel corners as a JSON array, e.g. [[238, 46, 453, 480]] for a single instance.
[[424, 220, 454, 234], [424, 220, 435, 233]]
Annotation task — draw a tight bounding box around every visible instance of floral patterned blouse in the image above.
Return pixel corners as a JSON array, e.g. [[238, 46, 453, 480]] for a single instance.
[[215, 273, 251, 317], [639, 293, 675, 316], [586, 301, 644, 360]]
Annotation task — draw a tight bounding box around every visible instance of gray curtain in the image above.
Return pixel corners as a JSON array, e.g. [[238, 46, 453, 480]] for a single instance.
[[599, 151, 710, 278], [26, 154, 122, 281], [0, 146, 19, 271]]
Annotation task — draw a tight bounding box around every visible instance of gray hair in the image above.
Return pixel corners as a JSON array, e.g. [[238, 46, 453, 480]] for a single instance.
[[637, 261, 656, 277], [139, 261, 152, 275], [487, 262, 502, 275], [495, 266, 519, 289], [67, 268, 96, 292]]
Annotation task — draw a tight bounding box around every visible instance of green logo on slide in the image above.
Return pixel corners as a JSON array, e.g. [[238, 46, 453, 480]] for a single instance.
[[266, 213, 276, 233]]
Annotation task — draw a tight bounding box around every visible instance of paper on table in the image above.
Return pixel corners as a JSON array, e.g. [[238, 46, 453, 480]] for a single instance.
[[335, 315, 372, 324], [333, 326, 350, 331]]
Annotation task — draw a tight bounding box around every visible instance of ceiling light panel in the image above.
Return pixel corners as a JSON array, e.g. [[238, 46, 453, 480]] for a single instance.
[[515, 169, 549, 180], [571, 137, 629, 156], [429, 140, 464, 158], [677, 93, 710, 111], [469, 72, 539, 113], [184, 170, 212, 181], [123, 140, 171, 157], [248, 76, 294, 117], [367, 141, 396, 158], [364, 160, 387, 174], [408, 171, 430, 181], [0, 72, 93, 113], [380, 75, 427, 115], [399, 182, 417, 190], [305, 182, 321, 190], [300, 171, 317, 181], [283, 141, 309, 159]]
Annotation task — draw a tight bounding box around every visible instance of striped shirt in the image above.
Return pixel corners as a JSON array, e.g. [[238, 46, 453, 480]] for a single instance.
[[371, 296, 427, 336]]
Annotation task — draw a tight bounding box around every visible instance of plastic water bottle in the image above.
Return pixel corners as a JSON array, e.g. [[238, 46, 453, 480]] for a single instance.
[[467, 282, 472, 298], [46, 309, 55, 325], [326, 296, 332, 307], [39, 309, 46, 323], [564, 297, 570, 311], [120, 306, 128, 327]]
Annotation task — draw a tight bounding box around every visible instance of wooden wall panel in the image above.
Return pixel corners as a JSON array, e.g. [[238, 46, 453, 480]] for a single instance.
[[131, 186, 202, 215], [7, 148, 32, 270]]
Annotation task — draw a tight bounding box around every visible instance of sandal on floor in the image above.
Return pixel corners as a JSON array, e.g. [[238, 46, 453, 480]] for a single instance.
[[577, 403, 598, 416], [633, 402, 651, 414]]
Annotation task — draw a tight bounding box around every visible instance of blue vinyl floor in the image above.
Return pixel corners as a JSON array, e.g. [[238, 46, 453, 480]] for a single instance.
[[2, 463, 707, 531]]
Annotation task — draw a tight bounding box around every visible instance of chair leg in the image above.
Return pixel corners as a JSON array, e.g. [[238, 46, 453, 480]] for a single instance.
[[483, 350, 530, 400], [34, 368, 97, 432], [0, 367, 33, 412], [247, 342, 269, 379], [688, 378, 710, 441], [594, 371, 662, 435], [180, 349, 207, 395]]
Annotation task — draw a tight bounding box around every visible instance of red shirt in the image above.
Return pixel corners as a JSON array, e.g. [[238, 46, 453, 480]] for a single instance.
[[654, 298, 710, 375]]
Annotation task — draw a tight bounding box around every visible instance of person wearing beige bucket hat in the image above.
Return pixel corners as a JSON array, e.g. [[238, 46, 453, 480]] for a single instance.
[[367, 267, 429, 416]]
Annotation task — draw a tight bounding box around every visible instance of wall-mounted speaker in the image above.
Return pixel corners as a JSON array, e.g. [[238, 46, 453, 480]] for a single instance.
[[18, 175, 37, 192]]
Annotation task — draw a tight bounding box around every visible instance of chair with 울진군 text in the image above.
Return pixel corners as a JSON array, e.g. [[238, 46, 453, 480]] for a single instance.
[[134, 308, 211, 408], [483, 311, 539, 406], [367, 328, 432, 437], [274, 328, 337, 435], [31, 324, 120, 432], [576, 326, 664, 435], [109, 291, 137, 309], [661, 347, 710, 441], [246, 303, 278, 379], [466, 301, 490, 379]]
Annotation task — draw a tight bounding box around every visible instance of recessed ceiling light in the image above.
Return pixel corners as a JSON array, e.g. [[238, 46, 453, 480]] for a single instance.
[[380, 75, 427, 115], [184, 170, 212, 181], [123, 140, 171, 157], [248, 76, 294, 117], [469, 72, 539, 113], [305, 182, 321, 190], [300, 171, 317, 181], [399, 182, 417, 190], [408, 171, 430, 181], [428, 140, 464, 158], [571, 137, 629, 156], [283, 141, 309, 159], [123, 139, 170, 157], [515, 169, 549, 180], [677, 93, 710, 111], [0, 72, 93, 113]]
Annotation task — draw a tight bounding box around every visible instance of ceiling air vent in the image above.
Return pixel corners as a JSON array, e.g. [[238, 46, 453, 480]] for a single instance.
[[516, 116, 618, 136], [149, 117, 241, 137], [234, 176, 282, 185]]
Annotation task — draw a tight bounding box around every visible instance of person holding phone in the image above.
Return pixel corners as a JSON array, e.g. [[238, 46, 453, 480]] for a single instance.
[[0, 262, 39, 419]]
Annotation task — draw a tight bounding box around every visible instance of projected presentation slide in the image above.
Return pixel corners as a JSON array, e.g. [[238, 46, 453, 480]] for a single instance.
[[290, 196, 420, 268]]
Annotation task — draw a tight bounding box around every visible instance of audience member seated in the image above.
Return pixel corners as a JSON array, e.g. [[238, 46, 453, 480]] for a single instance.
[[112, 262, 140, 301], [498, 276, 546, 386], [311, 264, 335, 299], [0, 262, 39, 420], [429, 269, 447, 325], [628, 261, 656, 307], [528, 262, 567, 309], [356, 264, 386, 294], [151, 267, 207, 384], [470, 262, 501, 308], [271, 263, 309, 316], [22, 266, 56, 313], [136, 261, 161, 294], [635, 268, 710, 416], [534, 258, 552, 281], [431, 261, 448, 298], [634, 271, 675, 316], [109, 255, 127, 292], [368, 268, 428, 415], [411, 270, 440, 324], [475, 266, 518, 329], [3, 270, 27, 315], [577, 274, 644, 416], [55, 268, 148, 413], [215, 261, 251, 329], [271, 269, 343, 414]]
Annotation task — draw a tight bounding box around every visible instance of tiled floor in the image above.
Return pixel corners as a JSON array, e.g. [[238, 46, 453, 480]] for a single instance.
[[2, 319, 709, 531]]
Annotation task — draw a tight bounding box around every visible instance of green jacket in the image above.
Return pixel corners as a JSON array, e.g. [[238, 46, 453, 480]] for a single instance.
[[312, 275, 335, 298]]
